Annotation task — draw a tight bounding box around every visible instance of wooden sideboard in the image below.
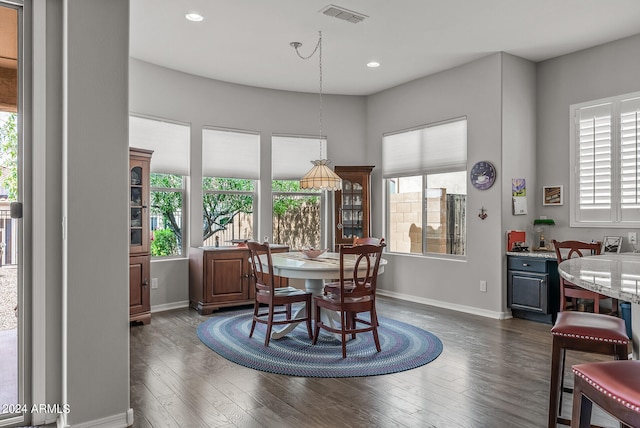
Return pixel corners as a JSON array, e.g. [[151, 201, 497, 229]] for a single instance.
[[189, 245, 289, 315]]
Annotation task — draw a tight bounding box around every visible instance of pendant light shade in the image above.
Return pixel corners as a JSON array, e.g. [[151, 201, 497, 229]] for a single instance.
[[300, 159, 342, 190]]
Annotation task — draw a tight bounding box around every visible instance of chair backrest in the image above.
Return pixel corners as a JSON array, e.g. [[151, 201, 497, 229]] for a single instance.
[[246, 241, 275, 293], [353, 236, 385, 246], [553, 240, 602, 263], [553, 240, 604, 312], [339, 243, 385, 300]]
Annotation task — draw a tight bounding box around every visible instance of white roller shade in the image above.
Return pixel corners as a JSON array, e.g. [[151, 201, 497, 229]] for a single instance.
[[272, 135, 327, 180], [382, 118, 467, 178], [129, 115, 190, 176], [202, 128, 260, 179]]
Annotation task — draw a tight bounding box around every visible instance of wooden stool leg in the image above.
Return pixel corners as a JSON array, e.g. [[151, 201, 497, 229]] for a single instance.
[[549, 338, 564, 428], [571, 376, 592, 428]]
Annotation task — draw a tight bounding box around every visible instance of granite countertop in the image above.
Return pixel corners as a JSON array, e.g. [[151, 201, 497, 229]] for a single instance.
[[506, 251, 557, 259]]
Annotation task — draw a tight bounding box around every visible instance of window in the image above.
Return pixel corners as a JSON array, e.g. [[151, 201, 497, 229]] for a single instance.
[[129, 115, 189, 257], [383, 118, 467, 256], [202, 128, 259, 245], [272, 135, 325, 250], [570, 92, 640, 226]]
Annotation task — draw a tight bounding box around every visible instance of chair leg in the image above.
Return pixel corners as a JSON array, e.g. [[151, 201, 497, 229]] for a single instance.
[[371, 308, 381, 353], [341, 311, 347, 358], [548, 339, 564, 428], [312, 303, 320, 345], [286, 303, 292, 320], [305, 296, 313, 339], [249, 302, 259, 338], [264, 305, 275, 347]]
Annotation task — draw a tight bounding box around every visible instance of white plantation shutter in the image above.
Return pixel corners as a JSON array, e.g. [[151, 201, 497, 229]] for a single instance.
[[576, 103, 612, 222], [571, 91, 640, 226], [620, 97, 640, 222]]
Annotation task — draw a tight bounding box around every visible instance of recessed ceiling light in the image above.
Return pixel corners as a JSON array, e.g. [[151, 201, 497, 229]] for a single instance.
[[185, 12, 204, 22], [367, 61, 381, 68]]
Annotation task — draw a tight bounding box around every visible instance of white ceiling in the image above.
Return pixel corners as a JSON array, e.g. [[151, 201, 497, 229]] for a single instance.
[[130, 0, 640, 96]]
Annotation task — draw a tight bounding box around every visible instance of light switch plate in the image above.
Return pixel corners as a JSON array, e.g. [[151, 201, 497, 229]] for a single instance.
[[629, 232, 637, 245]]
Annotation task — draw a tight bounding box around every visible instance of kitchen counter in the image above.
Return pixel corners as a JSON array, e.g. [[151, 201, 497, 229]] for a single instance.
[[506, 250, 557, 259]]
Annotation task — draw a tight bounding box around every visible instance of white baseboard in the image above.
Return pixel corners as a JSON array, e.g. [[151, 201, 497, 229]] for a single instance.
[[377, 289, 511, 320], [56, 408, 132, 428], [150, 300, 189, 313]]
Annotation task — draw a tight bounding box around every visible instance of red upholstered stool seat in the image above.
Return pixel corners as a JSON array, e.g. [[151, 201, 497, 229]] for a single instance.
[[572, 360, 640, 427], [548, 311, 629, 427]]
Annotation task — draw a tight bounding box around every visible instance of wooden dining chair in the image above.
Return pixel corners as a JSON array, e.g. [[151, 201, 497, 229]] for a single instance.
[[353, 236, 384, 246], [246, 241, 313, 346], [313, 243, 385, 358], [553, 240, 617, 315]]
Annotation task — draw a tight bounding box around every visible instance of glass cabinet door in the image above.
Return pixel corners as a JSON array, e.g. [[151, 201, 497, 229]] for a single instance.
[[339, 180, 364, 240], [130, 165, 144, 247], [334, 166, 373, 249]]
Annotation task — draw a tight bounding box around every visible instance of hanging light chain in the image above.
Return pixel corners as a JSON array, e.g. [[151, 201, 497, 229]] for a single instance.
[[291, 31, 324, 159]]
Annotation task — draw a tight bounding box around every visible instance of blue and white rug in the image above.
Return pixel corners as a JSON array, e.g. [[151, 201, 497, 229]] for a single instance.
[[196, 308, 443, 377]]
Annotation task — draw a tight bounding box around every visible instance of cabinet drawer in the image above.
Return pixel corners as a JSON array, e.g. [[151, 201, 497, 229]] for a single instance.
[[507, 257, 548, 273]]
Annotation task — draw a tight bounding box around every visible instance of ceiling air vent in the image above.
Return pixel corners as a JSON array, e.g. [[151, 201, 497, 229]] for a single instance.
[[320, 4, 368, 24]]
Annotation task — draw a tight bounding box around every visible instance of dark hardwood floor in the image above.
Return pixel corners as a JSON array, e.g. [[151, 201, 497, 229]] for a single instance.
[[129, 297, 620, 428]]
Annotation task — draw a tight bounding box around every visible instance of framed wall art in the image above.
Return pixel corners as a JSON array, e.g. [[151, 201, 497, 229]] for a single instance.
[[543, 185, 563, 206], [602, 236, 622, 254]]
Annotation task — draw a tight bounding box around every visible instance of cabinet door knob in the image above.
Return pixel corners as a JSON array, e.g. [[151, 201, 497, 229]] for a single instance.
[[522, 263, 530, 267]]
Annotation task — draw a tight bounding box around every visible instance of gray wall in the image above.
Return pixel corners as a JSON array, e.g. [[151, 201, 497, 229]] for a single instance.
[[31, 0, 132, 426], [129, 59, 367, 309], [366, 53, 509, 317], [537, 33, 640, 248], [63, 0, 131, 425]]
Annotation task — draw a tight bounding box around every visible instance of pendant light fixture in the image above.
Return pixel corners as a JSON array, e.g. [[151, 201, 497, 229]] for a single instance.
[[291, 31, 342, 191]]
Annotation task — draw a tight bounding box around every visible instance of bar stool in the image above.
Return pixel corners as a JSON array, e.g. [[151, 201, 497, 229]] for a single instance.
[[548, 311, 629, 427], [572, 360, 640, 427]]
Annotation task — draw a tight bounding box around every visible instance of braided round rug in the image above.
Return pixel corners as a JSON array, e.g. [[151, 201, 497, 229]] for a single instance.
[[196, 309, 443, 377]]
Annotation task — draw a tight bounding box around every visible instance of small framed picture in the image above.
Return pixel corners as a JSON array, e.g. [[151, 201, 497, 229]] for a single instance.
[[602, 236, 622, 254], [543, 185, 563, 206]]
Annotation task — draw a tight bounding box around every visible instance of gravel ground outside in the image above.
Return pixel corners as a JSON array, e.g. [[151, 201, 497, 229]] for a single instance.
[[0, 265, 17, 330]]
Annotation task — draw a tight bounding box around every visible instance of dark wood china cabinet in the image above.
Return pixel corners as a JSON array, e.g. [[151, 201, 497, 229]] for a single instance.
[[129, 147, 153, 324], [334, 166, 374, 250]]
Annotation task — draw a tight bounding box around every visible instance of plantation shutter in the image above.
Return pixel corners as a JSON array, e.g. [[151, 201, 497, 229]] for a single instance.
[[576, 104, 612, 222], [272, 135, 327, 180], [382, 118, 467, 178], [620, 97, 640, 222], [202, 128, 260, 179], [129, 115, 190, 176]]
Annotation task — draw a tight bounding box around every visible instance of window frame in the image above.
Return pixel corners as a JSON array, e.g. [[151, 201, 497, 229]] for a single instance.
[[382, 117, 468, 259], [149, 173, 186, 259], [569, 91, 640, 228], [202, 178, 257, 245], [271, 181, 327, 250]]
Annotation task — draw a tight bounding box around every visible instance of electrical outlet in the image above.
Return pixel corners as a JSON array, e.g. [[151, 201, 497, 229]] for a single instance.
[[629, 232, 637, 245], [151, 278, 158, 289], [479, 280, 487, 292]]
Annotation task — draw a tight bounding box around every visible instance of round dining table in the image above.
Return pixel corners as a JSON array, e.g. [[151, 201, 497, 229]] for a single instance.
[[259, 251, 387, 339], [557, 253, 640, 358]]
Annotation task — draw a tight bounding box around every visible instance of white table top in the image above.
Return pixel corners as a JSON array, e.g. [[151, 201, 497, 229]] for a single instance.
[[262, 251, 387, 280], [557, 253, 640, 304]]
